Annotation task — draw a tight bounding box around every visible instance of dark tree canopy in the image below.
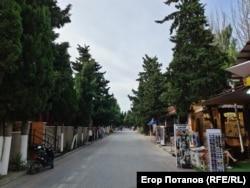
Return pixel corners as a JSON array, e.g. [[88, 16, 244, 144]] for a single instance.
[[128, 55, 165, 134], [73, 44, 122, 127], [0, 0, 72, 122], [0, 0, 22, 84], [156, 0, 230, 120], [48, 42, 78, 126]]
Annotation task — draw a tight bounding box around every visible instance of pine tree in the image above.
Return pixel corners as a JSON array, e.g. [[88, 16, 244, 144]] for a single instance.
[[129, 55, 165, 134], [48, 42, 78, 126], [15, 0, 54, 120], [73, 44, 121, 127], [0, 1, 55, 121], [92, 63, 118, 127], [156, 0, 230, 121], [0, 0, 22, 85], [73, 45, 94, 126], [0, 0, 22, 119], [71, 45, 91, 74]]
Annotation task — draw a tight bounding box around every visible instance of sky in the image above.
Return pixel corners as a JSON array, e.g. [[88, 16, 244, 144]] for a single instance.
[[55, 0, 233, 112]]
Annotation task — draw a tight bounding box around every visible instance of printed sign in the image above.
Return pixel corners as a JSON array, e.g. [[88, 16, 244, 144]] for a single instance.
[[174, 124, 192, 169]]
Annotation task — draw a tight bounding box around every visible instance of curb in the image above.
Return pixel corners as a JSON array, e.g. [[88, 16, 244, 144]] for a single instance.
[[0, 170, 27, 186], [148, 137, 175, 156], [0, 138, 102, 186]]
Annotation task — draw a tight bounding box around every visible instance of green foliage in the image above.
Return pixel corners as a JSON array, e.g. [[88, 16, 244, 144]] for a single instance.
[[10, 152, 26, 171], [0, 0, 22, 84], [156, 0, 230, 120], [0, 1, 54, 121], [48, 42, 78, 125], [73, 45, 122, 127], [138, 126, 145, 134], [71, 45, 91, 73], [0, 0, 23, 119], [0, 0, 74, 123], [128, 55, 165, 133], [76, 59, 97, 126], [0, 0, 123, 130], [212, 24, 238, 68]]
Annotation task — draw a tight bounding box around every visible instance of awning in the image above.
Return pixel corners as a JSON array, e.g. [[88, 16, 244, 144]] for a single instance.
[[200, 85, 250, 106], [235, 40, 250, 64], [147, 119, 157, 126], [226, 60, 250, 77]]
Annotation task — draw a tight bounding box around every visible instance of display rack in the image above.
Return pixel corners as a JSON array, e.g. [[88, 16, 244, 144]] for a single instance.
[[206, 129, 225, 172], [174, 124, 192, 169]]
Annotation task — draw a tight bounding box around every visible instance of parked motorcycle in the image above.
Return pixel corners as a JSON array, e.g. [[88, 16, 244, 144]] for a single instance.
[[29, 144, 55, 174]]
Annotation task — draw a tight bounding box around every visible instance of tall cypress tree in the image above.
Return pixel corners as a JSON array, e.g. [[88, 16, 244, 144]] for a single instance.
[[8, 0, 72, 122], [129, 55, 164, 134], [73, 45, 93, 127], [0, 0, 22, 85], [46, 0, 72, 124], [14, 0, 54, 121], [76, 59, 97, 127], [73, 44, 121, 127], [0, 0, 22, 120], [92, 62, 117, 127], [48, 42, 78, 126], [71, 44, 91, 74], [141, 55, 165, 120], [156, 0, 230, 120], [128, 89, 141, 129]]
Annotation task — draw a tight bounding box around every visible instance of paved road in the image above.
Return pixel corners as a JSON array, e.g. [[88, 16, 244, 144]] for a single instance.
[[2, 129, 194, 188]]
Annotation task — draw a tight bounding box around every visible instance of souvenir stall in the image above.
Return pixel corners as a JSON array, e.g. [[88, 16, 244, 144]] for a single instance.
[[188, 41, 250, 171]]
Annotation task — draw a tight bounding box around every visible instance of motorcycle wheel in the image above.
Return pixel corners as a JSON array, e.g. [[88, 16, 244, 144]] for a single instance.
[[29, 161, 41, 174]]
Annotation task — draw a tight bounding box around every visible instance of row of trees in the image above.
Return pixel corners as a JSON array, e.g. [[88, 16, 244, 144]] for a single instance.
[[0, 0, 127, 175], [0, 0, 124, 134], [127, 0, 245, 134], [1, 0, 248, 136]]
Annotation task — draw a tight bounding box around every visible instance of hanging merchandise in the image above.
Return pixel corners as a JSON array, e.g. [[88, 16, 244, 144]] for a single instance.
[[174, 124, 192, 169]]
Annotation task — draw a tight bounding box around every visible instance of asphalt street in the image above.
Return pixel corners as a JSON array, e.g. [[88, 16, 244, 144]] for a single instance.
[[0, 129, 195, 188]]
